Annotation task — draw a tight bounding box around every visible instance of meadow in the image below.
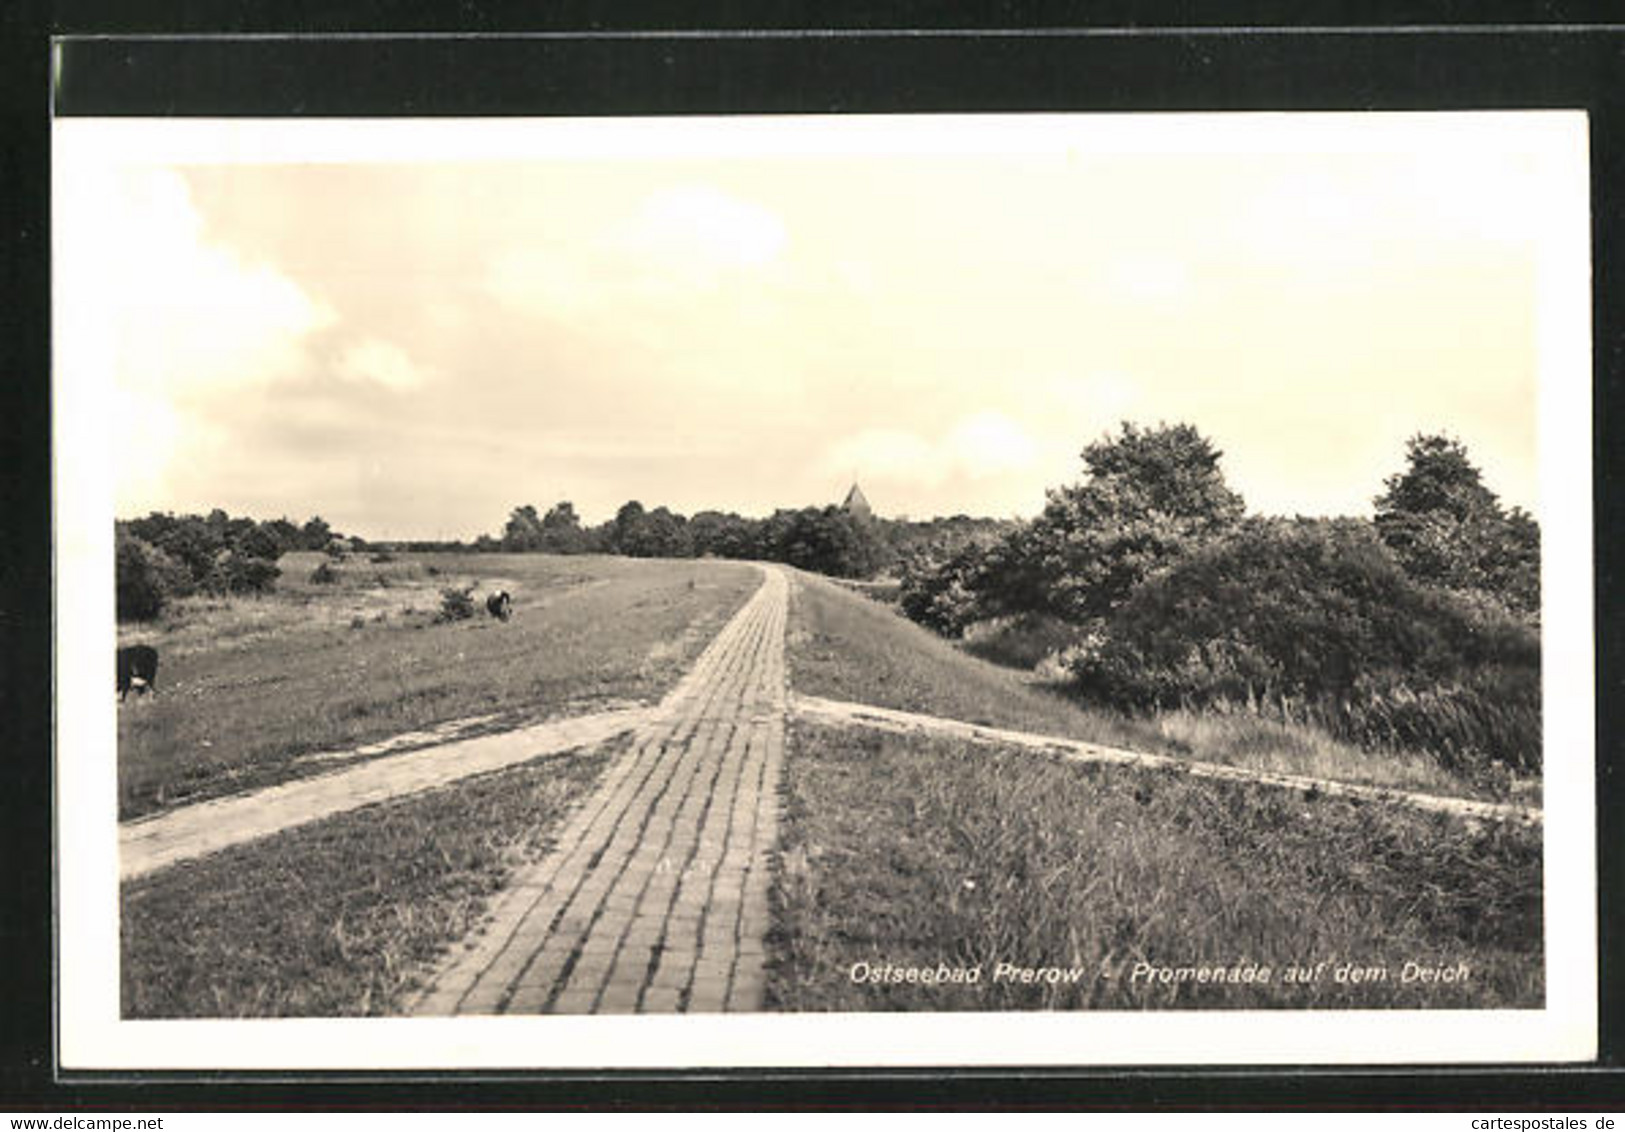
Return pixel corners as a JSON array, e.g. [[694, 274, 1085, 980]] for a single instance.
[[116, 552, 757, 819]]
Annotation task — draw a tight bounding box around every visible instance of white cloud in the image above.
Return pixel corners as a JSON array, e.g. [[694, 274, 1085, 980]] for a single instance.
[[58, 166, 336, 513], [820, 412, 1037, 489], [616, 184, 787, 273], [1107, 255, 1192, 301], [107, 168, 336, 396], [334, 337, 433, 391], [821, 428, 946, 487], [944, 411, 1038, 477], [485, 183, 788, 318], [1042, 372, 1141, 425], [485, 245, 597, 318]]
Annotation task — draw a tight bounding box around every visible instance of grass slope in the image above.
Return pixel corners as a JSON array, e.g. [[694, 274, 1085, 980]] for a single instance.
[[788, 572, 1494, 800], [789, 572, 1137, 740], [768, 722, 1542, 1011], [117, 554, 757, 819], [122, 740, 616, 1018]]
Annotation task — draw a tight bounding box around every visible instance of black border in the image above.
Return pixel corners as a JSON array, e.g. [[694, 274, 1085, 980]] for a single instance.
[[7, 2, 1625, 1112]]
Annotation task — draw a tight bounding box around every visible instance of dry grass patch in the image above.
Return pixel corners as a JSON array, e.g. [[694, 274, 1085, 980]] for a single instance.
[[768, 721, 1542, 1012], [121, 739, 617, 1018]]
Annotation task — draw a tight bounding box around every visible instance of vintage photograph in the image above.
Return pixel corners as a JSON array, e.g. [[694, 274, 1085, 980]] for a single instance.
[[53, 111, 1595, 1068]]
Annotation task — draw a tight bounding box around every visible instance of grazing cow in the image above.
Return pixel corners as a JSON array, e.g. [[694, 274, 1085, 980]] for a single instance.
[[117, 644, 159, 701], [486, 590, 513, 621]]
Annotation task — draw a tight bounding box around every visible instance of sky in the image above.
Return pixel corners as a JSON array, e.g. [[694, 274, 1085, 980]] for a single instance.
[[56, 114, 1584, 541]]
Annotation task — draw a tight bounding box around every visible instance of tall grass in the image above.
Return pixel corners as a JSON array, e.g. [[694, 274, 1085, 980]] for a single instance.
[[769, 722, 1543, 1012]]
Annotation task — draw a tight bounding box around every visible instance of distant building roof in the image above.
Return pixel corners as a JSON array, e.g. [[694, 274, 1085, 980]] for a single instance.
[[841, 483, 873, 519]]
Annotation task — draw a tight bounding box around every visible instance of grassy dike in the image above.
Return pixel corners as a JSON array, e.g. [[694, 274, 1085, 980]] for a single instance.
[[769, 573, 1543, 1011]]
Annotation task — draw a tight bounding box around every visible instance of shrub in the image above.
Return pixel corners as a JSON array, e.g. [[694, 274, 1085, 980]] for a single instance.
[[436, 585, 477, 622], [769, 507, 887, 578], [897, 543, 995, 637], [221, 553, 281, 596], [309, 561, 339, 585], [960, 612, 1086, 670], [1068, 518, 1541, 775], [115, 534, 189, 622]]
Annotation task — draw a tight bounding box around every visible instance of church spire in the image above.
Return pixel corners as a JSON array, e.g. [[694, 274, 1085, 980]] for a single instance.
[[841, 482, 873, 520]]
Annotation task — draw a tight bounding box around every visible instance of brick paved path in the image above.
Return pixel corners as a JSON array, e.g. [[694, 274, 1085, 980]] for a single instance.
[[409, 564, 788, 1016]]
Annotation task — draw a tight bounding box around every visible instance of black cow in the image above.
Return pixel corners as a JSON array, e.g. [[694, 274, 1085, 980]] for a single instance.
[[486, 590, 512, 621], [117, 644, 159, 701]]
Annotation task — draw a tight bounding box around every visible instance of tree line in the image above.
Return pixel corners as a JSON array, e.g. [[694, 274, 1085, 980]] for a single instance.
[[114, 495, 1008, 622], [481, 499, 1011, 581], [116, 509, 350, 620]]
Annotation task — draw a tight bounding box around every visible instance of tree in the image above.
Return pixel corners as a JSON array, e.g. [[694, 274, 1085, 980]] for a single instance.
[[116, 533, 189, 621], [689, 510, 760, 560], [771, 506, 886, 578], [898, 538, 1001, 636], [1374, 434, 1540, 615], [618, 506, 693, 558], [261, 517, 303, 554], [1375, 435, 1499, 522], [610, 501, 648, 555], [237, 523, 285, 562], [542, 501, 578, 530], [153, 517, 225, 588], [502, 505, 546, 551], [220, 552, 281, 595], [1015, 421, 1246, 622], [538, 501, 595, 554], [301, 516, 333, 551]]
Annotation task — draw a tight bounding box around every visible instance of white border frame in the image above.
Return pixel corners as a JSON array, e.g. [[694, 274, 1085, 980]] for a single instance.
[[53, 112, 1597, 1070]]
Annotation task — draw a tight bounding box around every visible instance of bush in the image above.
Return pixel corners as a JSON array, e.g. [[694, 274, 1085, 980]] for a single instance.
[[115, 535, 189, 622], [436, 585, 477, 622], [769, 507, 886, 578], [221, 553, 281, 596], [309, 561, 339, 585], [960, 612, 1086, 670], [898, 543, 997, 637], [1067, 518, 1541, 775]]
